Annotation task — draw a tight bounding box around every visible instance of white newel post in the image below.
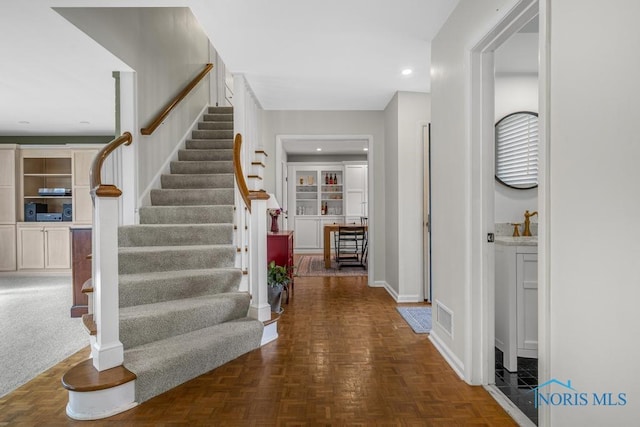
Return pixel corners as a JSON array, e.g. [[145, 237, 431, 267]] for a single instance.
[[248, 198, 271, 322], [92, 193, 124, 371]]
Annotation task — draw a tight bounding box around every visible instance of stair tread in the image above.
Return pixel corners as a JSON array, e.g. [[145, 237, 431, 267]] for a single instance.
[[119, 223, 232, 230], [119, 244, 234, 253], [120, 292, 249, 318], [119, 267, 240, 282], [186, 138, 233, 142], [81, 314, 97, 336], [62, 359, 136, 392]]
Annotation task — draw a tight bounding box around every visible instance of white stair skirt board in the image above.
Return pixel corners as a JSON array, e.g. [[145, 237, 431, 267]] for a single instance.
[[66, 381, 137, 420], [261, 321, 278, 346]]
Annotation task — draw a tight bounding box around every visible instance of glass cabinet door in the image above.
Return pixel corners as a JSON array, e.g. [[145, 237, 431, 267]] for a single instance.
[[320, 169, 343, 216], [295, 170, 318, 215]]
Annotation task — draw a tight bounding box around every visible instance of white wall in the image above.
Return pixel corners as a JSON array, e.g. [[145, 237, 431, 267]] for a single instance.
[[384, 92, 430, 301], [546, 0, 640, 424], [260, 110, 385, 282], [430, 0, 516, 378], [384, 94, 400, 295], [433, 0, 640, 423], [56, 7, 211, 202], [494, 74, 538, 223]]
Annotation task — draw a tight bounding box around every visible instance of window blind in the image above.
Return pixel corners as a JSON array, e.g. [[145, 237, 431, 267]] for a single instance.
[[495, 113, 538, 188]]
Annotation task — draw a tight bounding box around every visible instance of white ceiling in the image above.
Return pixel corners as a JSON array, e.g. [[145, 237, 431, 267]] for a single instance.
[[0, 0, 459, 136]]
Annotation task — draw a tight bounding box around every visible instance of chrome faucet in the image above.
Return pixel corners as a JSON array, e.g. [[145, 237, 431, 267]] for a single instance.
[[523, 210, 538, 236]]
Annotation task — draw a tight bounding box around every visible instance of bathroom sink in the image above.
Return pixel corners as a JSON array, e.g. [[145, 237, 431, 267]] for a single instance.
[[495, 236, 538, 246]]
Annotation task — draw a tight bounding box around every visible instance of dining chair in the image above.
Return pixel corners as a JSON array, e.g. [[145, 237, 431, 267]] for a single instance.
[[334, 226, 367, 269]]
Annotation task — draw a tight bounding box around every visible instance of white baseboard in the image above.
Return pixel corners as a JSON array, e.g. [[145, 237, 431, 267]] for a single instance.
[[138, 104, 209, 207], [485, 385, 537, 427], [429, 330, 465, 381], [378, 281, 422, 302]]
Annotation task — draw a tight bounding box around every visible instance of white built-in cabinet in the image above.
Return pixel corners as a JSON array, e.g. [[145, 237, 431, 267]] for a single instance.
[[16, 224, 71, 270], [495, 242, 538, 372], [288, 162, 367, 252], [0, 145, 100, 272]]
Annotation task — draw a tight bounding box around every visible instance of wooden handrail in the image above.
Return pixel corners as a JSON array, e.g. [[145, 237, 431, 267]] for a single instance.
[[141, 63, 213, 135], [90, 132, 133, 198], [233, 133, 269, 213]]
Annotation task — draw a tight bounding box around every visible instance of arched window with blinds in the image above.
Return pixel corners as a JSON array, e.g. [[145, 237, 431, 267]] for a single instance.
[[495, 111, 538, 189]]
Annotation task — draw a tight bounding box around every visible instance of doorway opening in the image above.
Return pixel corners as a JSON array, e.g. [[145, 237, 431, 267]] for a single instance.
[[275, 135, 374, 284], [492, 13, 540, 425], [467, 0, 546, 426]]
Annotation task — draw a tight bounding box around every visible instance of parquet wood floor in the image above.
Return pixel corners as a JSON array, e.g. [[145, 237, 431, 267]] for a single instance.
[[0, 276, 517, 426]]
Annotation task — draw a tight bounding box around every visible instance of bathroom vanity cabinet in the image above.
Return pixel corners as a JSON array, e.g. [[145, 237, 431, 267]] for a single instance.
[[495, 239, 538, 372]]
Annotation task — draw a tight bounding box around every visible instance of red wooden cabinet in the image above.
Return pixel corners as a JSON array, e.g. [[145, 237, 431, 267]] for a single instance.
[[267, 230, 294, 301], [70, 227, 91, 317]]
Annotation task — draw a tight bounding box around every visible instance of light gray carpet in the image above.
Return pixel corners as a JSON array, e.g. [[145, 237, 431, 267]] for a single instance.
[[0, 275, 87, 397]]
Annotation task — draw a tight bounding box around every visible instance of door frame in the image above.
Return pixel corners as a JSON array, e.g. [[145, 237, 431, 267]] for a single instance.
[[422, 124, 432, 302], [468, 0, 546, 401], [275, 134, 374, 285]]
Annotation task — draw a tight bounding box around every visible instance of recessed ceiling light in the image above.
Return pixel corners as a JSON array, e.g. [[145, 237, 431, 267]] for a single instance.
[[363, 147, 369, 151], [401, 68, 413, 76], [316, 148, 322, 151], [79, 121, 91, 125], [18, 120, 30, 124]]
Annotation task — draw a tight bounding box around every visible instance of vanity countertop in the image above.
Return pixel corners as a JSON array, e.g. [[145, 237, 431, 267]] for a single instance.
[[495, 236, 538, 246]]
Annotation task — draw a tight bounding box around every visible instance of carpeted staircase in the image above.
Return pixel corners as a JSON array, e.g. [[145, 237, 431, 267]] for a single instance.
[[117, 106, 263, 403]]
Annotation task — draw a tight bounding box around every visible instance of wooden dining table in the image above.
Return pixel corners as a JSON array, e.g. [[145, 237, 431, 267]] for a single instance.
[[323, 223, 368, 268]]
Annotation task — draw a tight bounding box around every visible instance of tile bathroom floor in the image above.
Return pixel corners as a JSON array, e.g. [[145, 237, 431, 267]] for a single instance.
[[495, 348, 538, 425]]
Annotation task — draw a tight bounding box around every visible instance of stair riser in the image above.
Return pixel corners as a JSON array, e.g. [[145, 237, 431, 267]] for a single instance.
[[177, 150, 233, 161], [185, 139, 233, 150], [138, 206, 234, 224], [150, 189, 234, 206], [198, 122, 233, 130], [203, 113, 233, 122], [119, 269, 242, 308], [119, 225, 233, 247], [207, 106, 233, 114], [118, 246, 235, 274], [160, 174, 234, 189], [192, 130, 233, 139], [170, 161, 233, 174], [125, 318, 263, 403], [120, 294, 251, 349]]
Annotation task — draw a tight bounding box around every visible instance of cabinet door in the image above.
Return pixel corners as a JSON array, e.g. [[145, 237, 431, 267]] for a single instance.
[[0, 225, 16, 271], [0, 149, 16, 223], [73, 150, 96, 186], [267, 235, 289, 266], [517, 253, 538, 354], [18, 226, 45, 269], [44, 226, 71, 269], [344, 164, 367, 217], [0, 188, 15, 223], [294, 217, 320, 249], [73, 188, 93, 224], [73, 150, 98, 224]]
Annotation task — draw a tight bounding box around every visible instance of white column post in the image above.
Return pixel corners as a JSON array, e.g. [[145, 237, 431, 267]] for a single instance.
[[248, 199, 271, 322], [92, 195, 124, 371]]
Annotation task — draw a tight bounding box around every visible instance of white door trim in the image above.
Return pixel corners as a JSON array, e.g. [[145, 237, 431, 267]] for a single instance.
[[467, 0, 542, 389]]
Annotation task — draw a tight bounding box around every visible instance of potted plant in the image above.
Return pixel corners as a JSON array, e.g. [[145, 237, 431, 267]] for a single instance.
[[267, 260, 290, 313]]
